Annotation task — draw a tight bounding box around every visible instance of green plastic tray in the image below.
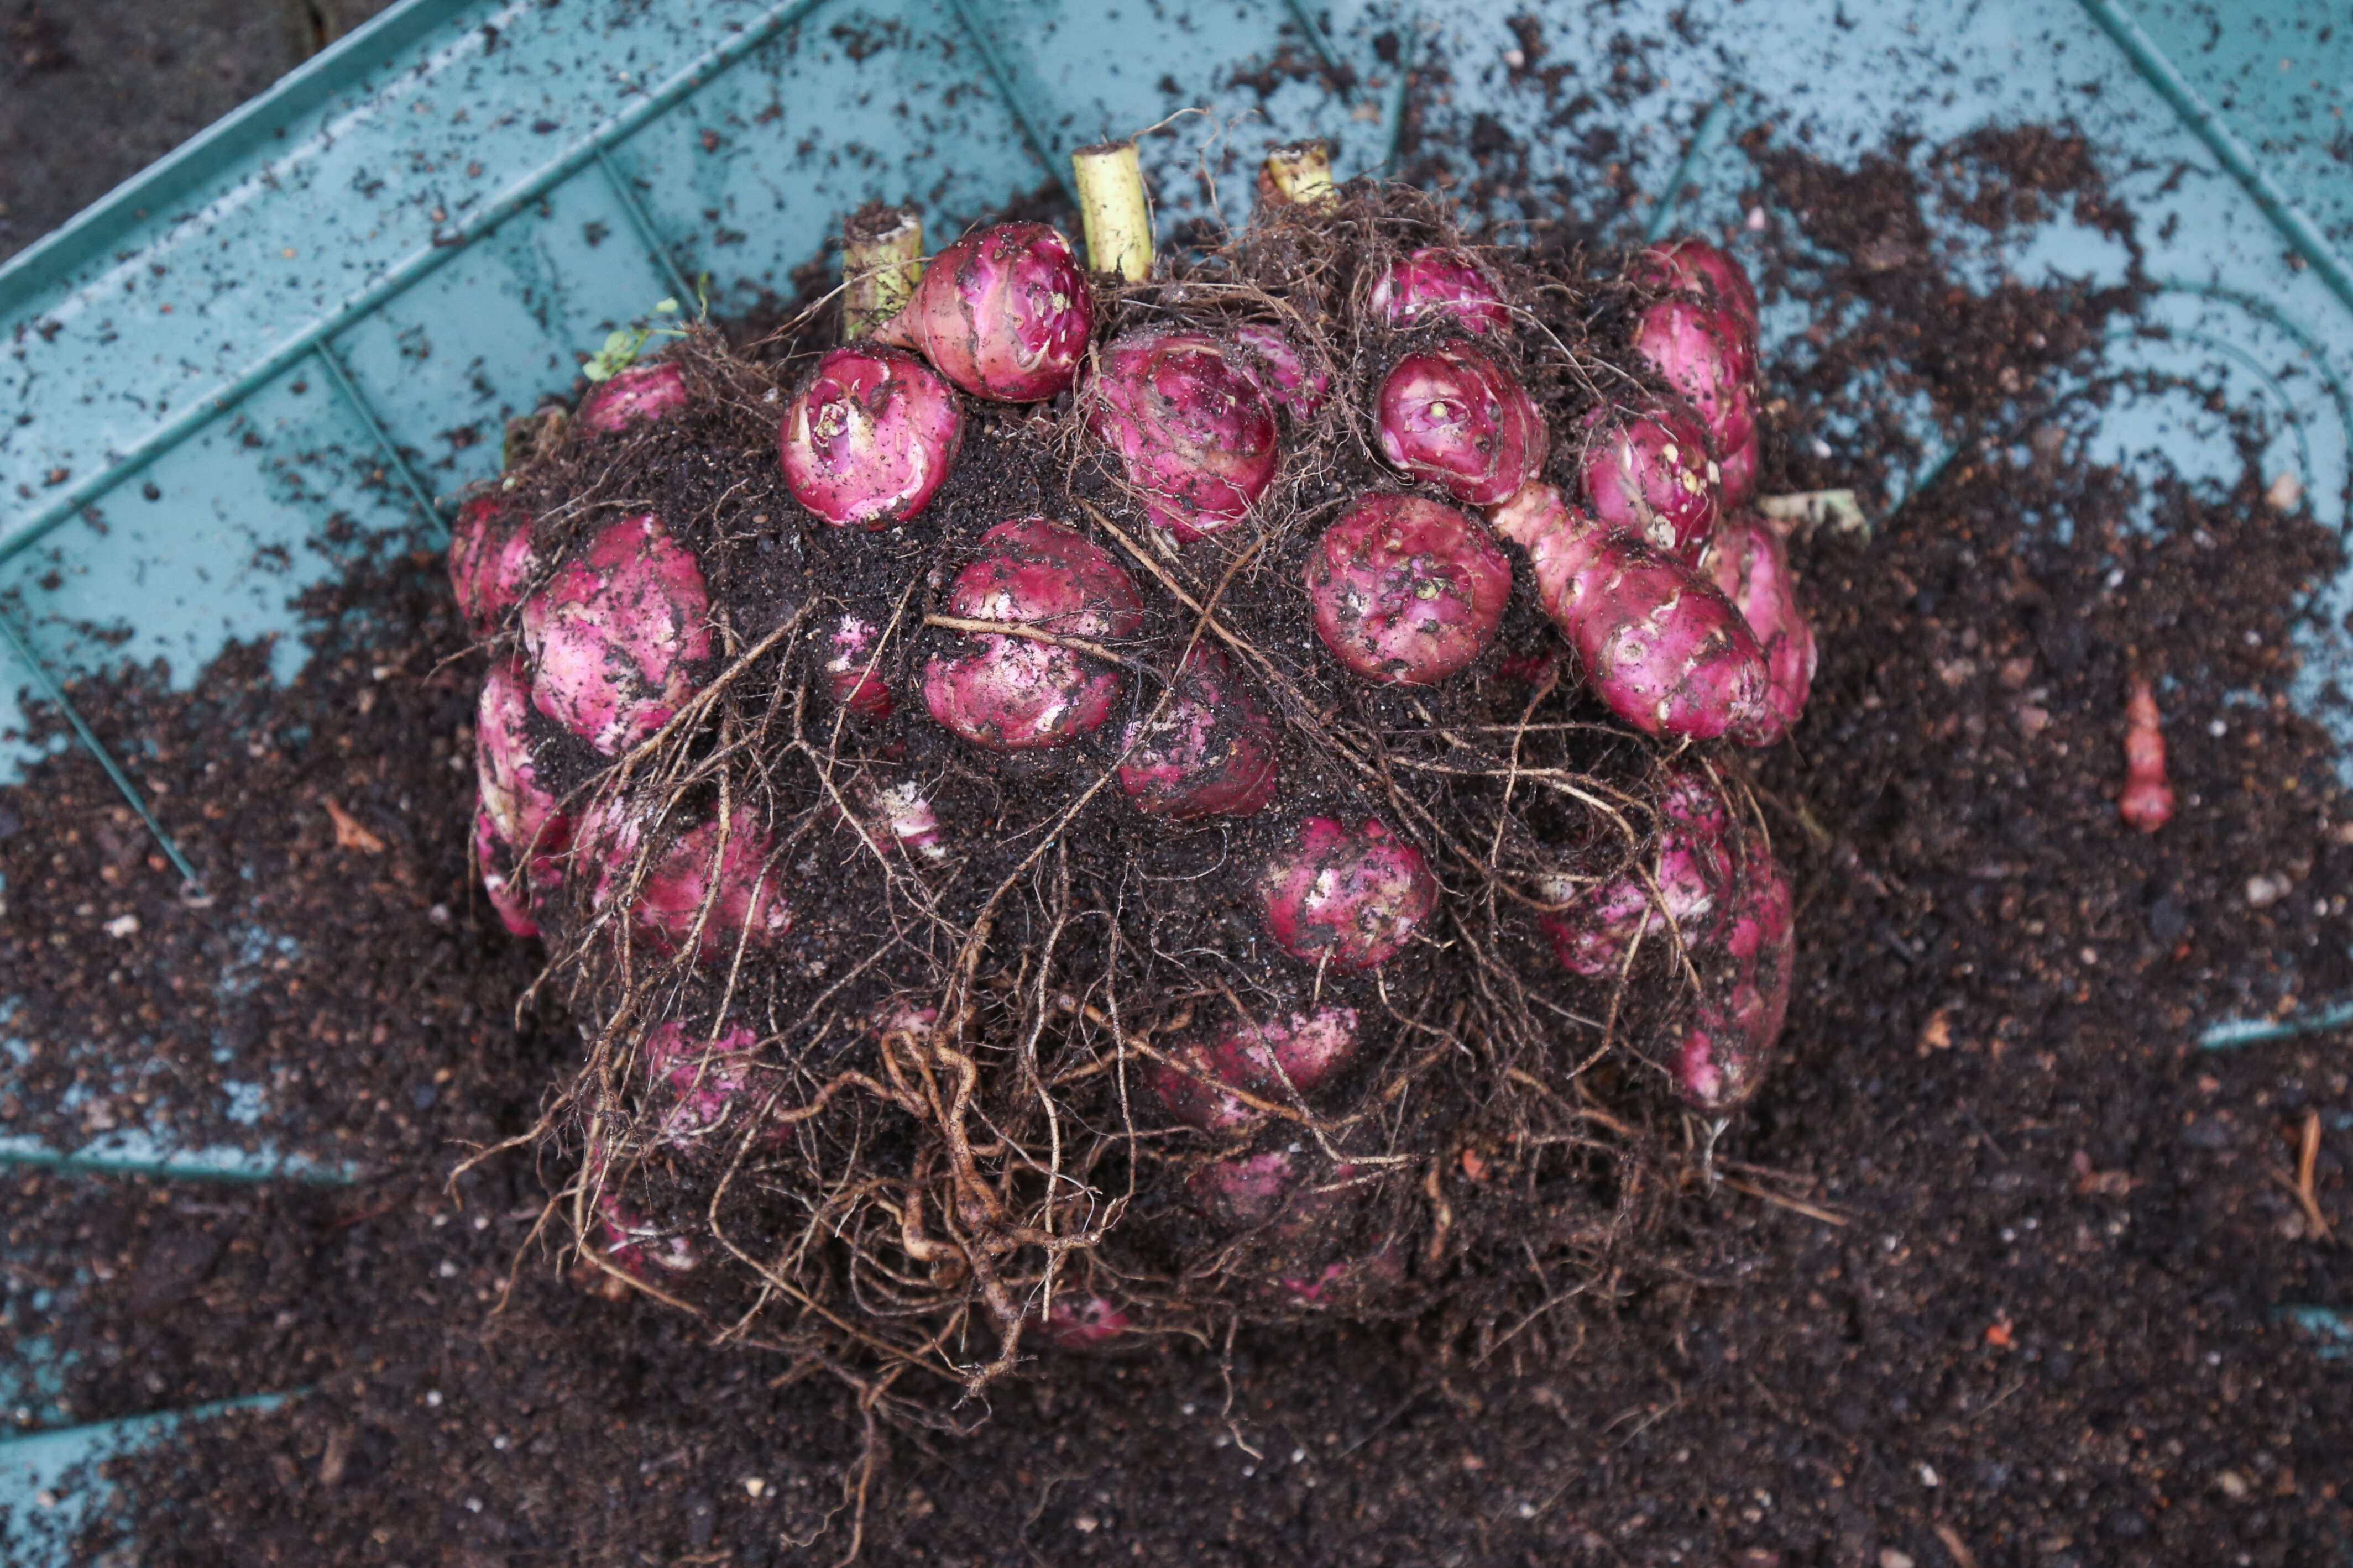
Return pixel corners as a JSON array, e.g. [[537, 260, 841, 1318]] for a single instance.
[[4, 0, 2352, 1554]]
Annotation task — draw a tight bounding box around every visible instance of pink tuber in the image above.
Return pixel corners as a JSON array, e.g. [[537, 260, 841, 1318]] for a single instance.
[[474, 659, 571, 858], [1701, 513, 1817, 744], [448, 496, 538, 634], [1541, 768, 1734, 977], [1633, 298, 1760, 510], [821, 613, 895, 720], [779, 345, 964, 529], [1036, 1294, 1135, 1350], [521, 513, 713, 756], [1146, 1005, 1360, 1132], [874, 222, 1092, 402], [1636, 235, 1761, 336], [1189, 1148, 1302, 1228], [1086, 329, 1280, 542], [1116, 643, 1279, 820], [578, 360, 689, 434], [579, 802, 793, 963], [1368, 247, 1512, 335], [1491, 483, 1770, 742], [473, 806, 541, 940], [1714, 414, 1761, 517], [1376, 341, 1549, 507], [1306, 494, 1513, 686], [595, 1192, 700, 1278], [922, 517, 1144, 751], [2119, 680, 2174, 833], [1204, 1155, 1404, 1308], [848, 777, 949, 862], [872, 998, 939, 1048], [1671, 843, 1793, 1113], [641, 1019, 794, 1150], [1259, 816, 1438, 972], [1232, 323, 1332, 421], [1580, 396, 1722, 563]]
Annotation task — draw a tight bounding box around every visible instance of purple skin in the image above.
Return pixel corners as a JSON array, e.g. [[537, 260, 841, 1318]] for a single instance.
[[448, 495, 537, 634], [1672, 845, 1793, 1112], [1540, 767, 1734, 977], [595, 1192, 700, 1278], [1189, 1153, 1405, 1309], [849, 778, 949, 862], [780, 346, 964, 529], [581, 803, 793, 963], [1275, 1236, 1407, 1310], [1376, 342, 1549, 507], [1220, 1157, 1405, 1308], [1086, 329, 1281, 542], [1037, 1294, 1134, 1350], [922, 517, 1144, 752], [641, 1019, 794, 1150], [1491, 483, 1771, 742], [1308, 494, 1513, 686], [873, 222, 1092, 402], [474, 806, 540, 939], [1633, 299, 1761, 511], [1702, 513, 1818, 745], [473, 664, 571, 938], [1714, 414, 1761, 513], [1368, 247, 1512, 335], [1116, 643, 1279, 820], [1146, 1005, 1361, 1132], [1231, 323, 1332, 421], [872, 999, 939, 1047], [1259, 816, 1438, 972], [822, 613, 895, 720], [578, 360, 689, 435], [475, 659, 571, 861], [1188, 1149, 1302, 1228], [521, 513, 713, 756], [1579, 396, 1722, 564], [1635, 236, 1761, 336]]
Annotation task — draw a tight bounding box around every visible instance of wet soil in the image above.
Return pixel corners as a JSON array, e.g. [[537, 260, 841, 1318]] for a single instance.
[[1, 82, 2349, 1568]]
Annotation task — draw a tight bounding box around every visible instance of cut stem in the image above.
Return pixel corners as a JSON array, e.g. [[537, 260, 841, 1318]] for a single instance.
[[1755, 487, 1868, 541], [1258, 140, 1336, 210], [1071, 141, 1153, 281], [842, 203, 925, 340]]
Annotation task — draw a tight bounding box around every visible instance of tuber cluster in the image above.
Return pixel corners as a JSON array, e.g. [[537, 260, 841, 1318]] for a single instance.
[[449, 151, 1826, 1399]]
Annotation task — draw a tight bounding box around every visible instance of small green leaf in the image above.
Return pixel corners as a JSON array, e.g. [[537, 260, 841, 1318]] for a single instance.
[[654, 298, 681, 314]]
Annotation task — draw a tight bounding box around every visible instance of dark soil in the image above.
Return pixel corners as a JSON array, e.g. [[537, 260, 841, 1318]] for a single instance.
[[2, 100, 2349, 1568], [0, 0, 396, 264]]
